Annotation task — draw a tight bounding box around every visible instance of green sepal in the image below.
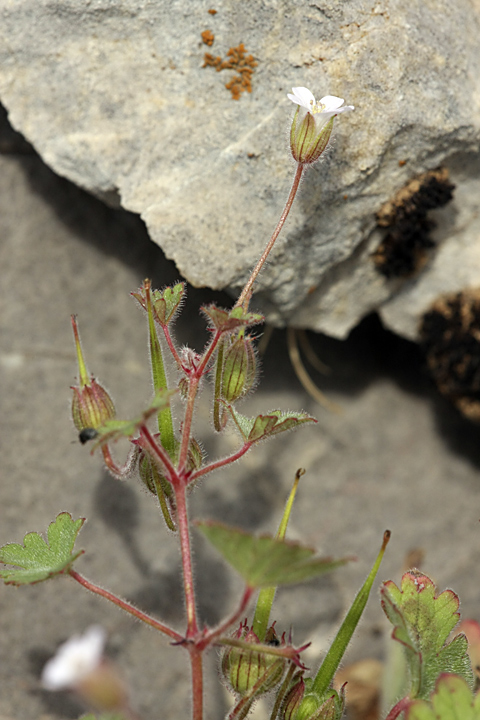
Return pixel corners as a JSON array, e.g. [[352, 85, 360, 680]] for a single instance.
[[144, 281, 176, 459], [132, 281, 185, 326], [295, 680, 345, 720], [252, 469, 303, 641], [202, 304, 264, 332], [226, 405, 317, 443], [0, 513, 84, 585], [213, 336, 227, 432], [196, 521, 349, 588], [91, 388, 176, 449], [310, 531, 390, 699], [381, 571, 474, 700], [407, 674, 480, 720]]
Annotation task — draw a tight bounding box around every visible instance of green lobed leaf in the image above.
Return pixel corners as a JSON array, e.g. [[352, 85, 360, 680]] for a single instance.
[[407, 674, 480, 720], [196, 521, 349, 588], [381, 571, 474, 700], [226, 405, 317, 443], [0, 513, 84, 585], [202, 304, 264, 332]]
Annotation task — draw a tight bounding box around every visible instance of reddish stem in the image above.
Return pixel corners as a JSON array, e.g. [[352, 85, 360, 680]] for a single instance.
[[138, 424, 179, 481], [177, 375, 201, 473], [69, 570, 182, 642], [174, 481, 199, 637], [101, 445, 138, 478], [385, 697, 410, 720], [189, 646, 204, 720], [188, 442, 253, 483], [200, 586, 254, 648], [197, 328, 223, 377], [235, 163, 304, 310], [163, 324, 184, 369]]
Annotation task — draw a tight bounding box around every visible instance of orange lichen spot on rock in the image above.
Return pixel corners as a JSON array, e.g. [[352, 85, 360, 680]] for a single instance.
[[202, 41, 257, 99], [201, 30, 215, 46], [202, 52, 223, 70], [208, 8, 217, 14]]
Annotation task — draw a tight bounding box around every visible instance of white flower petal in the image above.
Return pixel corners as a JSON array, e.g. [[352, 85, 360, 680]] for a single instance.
[[287, 86, 316, 110], [42, 626, 106, 691], [319, 95, 346, 111]]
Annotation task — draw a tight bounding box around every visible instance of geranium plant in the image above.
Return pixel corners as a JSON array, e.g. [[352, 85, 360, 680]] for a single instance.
[[0, 88, 475, 720]]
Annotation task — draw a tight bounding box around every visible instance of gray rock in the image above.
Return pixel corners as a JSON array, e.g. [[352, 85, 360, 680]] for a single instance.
[[1, 0, 480, 339]]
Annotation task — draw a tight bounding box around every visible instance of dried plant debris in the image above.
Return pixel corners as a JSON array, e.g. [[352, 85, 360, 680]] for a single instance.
[[373, 167, 455, 279], [203, 43, 257, 100], [420, 289, 480, 422]]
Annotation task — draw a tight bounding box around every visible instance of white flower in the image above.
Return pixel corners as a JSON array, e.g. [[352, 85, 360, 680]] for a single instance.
[[41, 625, 106, 691], [287, 87, 354, 121], [287, 87, 354, 164]]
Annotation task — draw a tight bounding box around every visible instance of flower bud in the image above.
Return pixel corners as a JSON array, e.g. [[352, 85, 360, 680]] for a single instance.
[[284, 681, 344, 720], [281, 676, 305, 720], [221, 622, 285, 698], [287, 87, 354, 165], [71, 316, 115, 434], [72, 380, 115, 433], [221, 334, 257, 403]]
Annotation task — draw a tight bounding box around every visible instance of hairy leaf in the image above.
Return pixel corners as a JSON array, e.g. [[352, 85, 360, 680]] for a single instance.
[[226, 405, 317, 443], [0, 513, 84, 585], [381, 571, 474, 700], [196, 521, 349, 588], [132, 281, 185, 326], [407, 674, 480, 720], [202, 304, 264, 332]]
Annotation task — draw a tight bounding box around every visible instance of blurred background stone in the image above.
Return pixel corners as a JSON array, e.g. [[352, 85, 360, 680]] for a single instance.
[[1, 1, 480, 341]]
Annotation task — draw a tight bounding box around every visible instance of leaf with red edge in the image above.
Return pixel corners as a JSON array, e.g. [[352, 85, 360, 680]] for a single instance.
[[226, 405, 317, 443], [381, 571, 474, 700], [407, 673, 480, 720], [202, 304, 264, 332]]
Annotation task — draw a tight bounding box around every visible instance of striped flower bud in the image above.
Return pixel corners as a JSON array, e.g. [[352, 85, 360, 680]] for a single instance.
[[70, 316, 115, 435], [221, 621, 285, 698], [221, 334, 257, 403]]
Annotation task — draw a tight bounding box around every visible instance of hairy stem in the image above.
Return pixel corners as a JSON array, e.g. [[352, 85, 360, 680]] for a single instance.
[[235, 163, 304, 310], [138, 425, 179, 481], [188, 441, 253, 483], [384, 697, 411, 720], [201, 586, 254, 648], [177, 375, 201, 473], [163, 324, 184, 369], [69, 570, 182, 641], [189, 646, 204, 720], [175, 481, 198, 637]]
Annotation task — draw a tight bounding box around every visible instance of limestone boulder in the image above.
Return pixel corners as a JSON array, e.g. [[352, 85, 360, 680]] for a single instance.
[[1, 0, 479, 339]]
